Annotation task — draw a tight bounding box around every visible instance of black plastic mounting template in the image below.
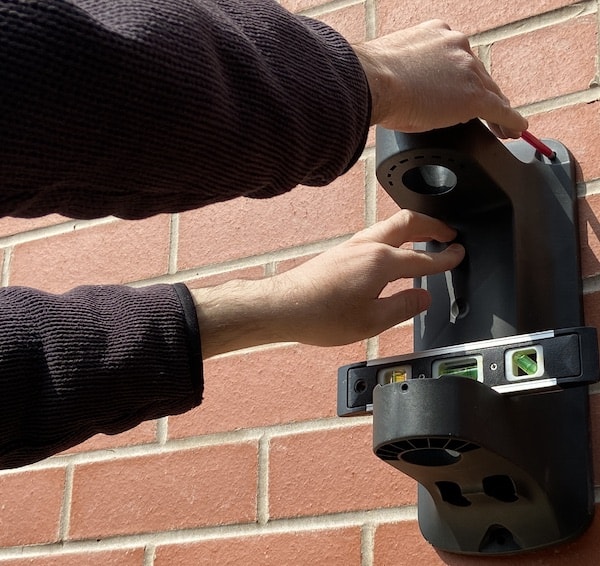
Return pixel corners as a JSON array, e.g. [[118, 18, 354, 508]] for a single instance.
[[338, 120, 599, 555]]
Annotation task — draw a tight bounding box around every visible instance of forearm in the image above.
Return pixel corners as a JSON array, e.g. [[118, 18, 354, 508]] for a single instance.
[[192, 210, 466, 359], [0, 284, 202, 468], [0, 0, 370, 220]]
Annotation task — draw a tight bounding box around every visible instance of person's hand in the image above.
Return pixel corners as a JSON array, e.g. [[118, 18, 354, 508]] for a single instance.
[[191, 210, 464, 358], [353, 20, 528, 138]]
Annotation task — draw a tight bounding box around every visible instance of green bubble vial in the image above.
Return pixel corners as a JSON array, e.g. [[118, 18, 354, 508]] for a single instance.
[[514, 351, 538, 376]]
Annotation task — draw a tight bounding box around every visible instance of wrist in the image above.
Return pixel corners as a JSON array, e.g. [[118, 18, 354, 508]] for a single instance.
[[190, 278, 291, 359], [352, 42, 389, 127]]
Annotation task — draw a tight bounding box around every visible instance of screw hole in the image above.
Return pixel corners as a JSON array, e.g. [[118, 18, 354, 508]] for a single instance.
[[354, 380, 367, 393]]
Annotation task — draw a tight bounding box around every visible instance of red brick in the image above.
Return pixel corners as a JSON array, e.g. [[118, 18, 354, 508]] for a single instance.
[[579, 194, 600, 279], [269, 424, 417, 519], [583, 291, 600, 329], [378, 188, 404, 222], [491, 16, 597, 107], [177, 163, 365, 270], [155, 528, 362, 566], [9, 216, 171, 293], [317, 4, 366, 45], [0, 549, 145, 566], [169, 342, 366, 438], [589, 393, 600, 485], [59, 420, 157, 456], [527, 103, 600, 183], [69, 444, 258, 539], [278, 0, 318, 12], [377, 323, 415, 358], [377, 0, 581, 37], [272, 253, 319, 275], [0, 468, 65, 547], [375, 509, 600, 565], [0, 215, 67, 238], [185, 265, 266, 289], [374, 521, 438, 566]]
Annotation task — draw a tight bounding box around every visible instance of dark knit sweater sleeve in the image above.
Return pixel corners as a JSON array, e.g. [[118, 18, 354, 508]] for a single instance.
[[0, 0, 371, 220], [0, 0, 370, 468], [0, 283, 203, 469]]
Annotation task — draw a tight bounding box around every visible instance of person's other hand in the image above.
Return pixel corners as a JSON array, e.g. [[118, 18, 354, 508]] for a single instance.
[[353, 20, 528, 138], [192, 210, 464, 358]]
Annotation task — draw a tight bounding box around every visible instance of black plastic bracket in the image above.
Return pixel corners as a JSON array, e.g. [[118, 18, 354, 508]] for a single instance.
[[337, 120, 600, 555]]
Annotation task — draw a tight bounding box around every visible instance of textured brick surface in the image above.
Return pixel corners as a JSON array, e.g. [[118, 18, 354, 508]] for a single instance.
[[491, 15, 598, 107], [317, 3, 366, 44], [169, 342, 366, 438], [375, 514, 600, 565], [377, 0, 581, 36], [0, 214, 66, 238], [0, 549, 145, 566], [59, 420, 157, 456], [185, 265, 266, 289], [583, 291, 600, 329], [589, 393, 600, 485], [9, 216, 171, 292], [272, 253, 319, 275], [269, 424, 417, 519], [377, 323, 415, 358], [177, 163, 365, 270], [579, 194, 600, 279], [68, 444, 258, 539], [0, 469, 65, 547], [374, 521, 438, 566], [279, 0, 322, 13], [527, 103, 600, 183], [155, 528, 362, 566], [378, 187, 404, 221]]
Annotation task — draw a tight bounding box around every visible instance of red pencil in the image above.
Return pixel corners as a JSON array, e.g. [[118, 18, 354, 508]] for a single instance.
[[521, 130, 556, 160]]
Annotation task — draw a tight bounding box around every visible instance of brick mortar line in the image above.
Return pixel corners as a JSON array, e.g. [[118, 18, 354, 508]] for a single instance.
[[58, 464, 75, 541], [361, 523, 376, 566], [1, 415, 372, 473], [364, 151, 378, 228], [518, 87, 600, 116], [470, 0, 597, 46], [143, 545, 156, 566], [300, 0, 364, 18], [579, 178, 600, 197], [0, 246, 12, 286], [0, 506, 418, 562], [257, 435, 271, 526], [168, 213, 180, 275], [583, 273, 600, 295], [0, 216, 117, 249], [127, 234, 353, 287], [364, 0, 377, 40]]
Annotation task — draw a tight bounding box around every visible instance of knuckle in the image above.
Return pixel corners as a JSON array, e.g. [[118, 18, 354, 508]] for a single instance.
[[398, 208, 420, 227]]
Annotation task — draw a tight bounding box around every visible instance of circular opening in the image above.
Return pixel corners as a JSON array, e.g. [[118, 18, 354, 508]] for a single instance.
[[401, 448, 461, 467], [354, 380, 367, 393], [402, 165, 457, 195]]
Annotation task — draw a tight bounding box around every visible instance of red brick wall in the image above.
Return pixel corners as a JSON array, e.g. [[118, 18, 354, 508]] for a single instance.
[[0, 1, 598, 564]]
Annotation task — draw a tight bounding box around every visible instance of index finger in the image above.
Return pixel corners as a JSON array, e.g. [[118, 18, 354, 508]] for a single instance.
[[353, 209, 458, 248]]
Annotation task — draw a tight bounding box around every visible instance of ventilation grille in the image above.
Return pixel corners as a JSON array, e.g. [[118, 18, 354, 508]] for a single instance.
[[375, 436, 480, 462]]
